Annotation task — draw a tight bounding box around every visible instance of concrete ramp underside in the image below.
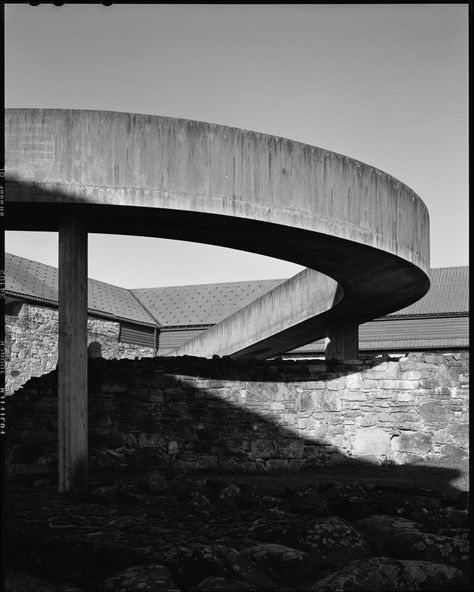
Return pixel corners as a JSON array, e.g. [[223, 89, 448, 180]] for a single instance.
[[5, 109, 430, 360]]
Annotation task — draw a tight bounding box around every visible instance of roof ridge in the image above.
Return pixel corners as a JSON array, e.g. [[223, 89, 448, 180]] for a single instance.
[[128, 289, 162, 327]]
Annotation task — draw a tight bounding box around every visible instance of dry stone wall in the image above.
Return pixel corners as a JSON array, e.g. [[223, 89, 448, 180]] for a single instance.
[[6, 352, 469, 476], [5, 302, 154, 394]]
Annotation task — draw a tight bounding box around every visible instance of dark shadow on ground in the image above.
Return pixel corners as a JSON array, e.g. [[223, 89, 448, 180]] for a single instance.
[[4, 356, 470, 591]]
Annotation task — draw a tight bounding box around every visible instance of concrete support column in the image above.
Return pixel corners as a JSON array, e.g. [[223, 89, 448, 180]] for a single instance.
[[58, 216, 88, 493], [325, 321, 359, 361]]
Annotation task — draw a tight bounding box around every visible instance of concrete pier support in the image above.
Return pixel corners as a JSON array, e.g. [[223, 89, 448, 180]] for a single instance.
[[325, 322, 359, 361], [58, 217, 88, 493]]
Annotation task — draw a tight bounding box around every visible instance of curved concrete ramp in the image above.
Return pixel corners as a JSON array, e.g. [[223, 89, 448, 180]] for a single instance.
[[5, 108, 430, 359], [176, 268, 342, 359], [5, 108, 431, 492]]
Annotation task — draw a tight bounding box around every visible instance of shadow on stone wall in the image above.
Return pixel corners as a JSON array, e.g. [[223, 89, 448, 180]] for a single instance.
[[5, 355, 469, 500]]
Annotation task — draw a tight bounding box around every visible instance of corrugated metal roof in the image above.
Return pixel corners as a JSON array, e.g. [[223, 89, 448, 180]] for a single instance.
[[132, 279, 287, 326], [391, 267, 468, 316], [289, 316, 469, 353], [4, 253, 156, 326]]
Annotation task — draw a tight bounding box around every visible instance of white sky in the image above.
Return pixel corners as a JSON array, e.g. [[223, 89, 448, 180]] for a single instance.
[[4, 3, 468, 288]]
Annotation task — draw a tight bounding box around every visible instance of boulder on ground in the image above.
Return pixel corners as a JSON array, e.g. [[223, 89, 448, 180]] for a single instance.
[[389, 530, 469, 571], [102, 564, 179, 592], [240, 542, 318, 585], [310, 557, 468, 591], [166, 544, 276, 590], [353, 515, 469, 571], [250, 514, 369, 569], [354, 515, 426, 543], [421, 508, 469, 532]]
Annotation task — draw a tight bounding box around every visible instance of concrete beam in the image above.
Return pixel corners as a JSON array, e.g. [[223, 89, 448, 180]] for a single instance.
[[58, 216, 88, 494], [325, 322, 359, 361]]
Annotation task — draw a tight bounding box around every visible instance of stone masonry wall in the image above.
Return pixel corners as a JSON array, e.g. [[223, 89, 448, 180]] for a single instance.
[[5, 302, 154, 395], [6, 352, 469, 476]]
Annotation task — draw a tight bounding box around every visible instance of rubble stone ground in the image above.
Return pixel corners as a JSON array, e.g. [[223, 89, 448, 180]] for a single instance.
[[4, 465, 470, 592]]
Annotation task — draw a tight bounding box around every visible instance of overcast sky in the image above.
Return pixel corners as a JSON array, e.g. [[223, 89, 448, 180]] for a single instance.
[[4, 3, 468, 288]]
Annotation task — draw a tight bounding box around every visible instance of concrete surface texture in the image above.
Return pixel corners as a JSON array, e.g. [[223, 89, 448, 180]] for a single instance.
[[5, 108, 430, 358]]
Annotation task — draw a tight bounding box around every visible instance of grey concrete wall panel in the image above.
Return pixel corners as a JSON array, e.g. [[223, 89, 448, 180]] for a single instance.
[[5, 109, 430, 358]]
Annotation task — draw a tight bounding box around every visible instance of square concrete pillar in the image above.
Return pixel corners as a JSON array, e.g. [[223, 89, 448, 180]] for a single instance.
[[325, 321, 359, 361], [58, 216, 88, 493]]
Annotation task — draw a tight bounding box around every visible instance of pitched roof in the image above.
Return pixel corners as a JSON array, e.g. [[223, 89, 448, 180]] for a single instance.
[[131, 279, 286, 326], [4, 253, 469, 330], [391, 266, 468, 316], [4, 252, 157, 326]]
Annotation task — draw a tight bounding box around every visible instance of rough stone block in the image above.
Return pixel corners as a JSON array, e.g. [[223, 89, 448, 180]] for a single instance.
[[312, 424, 331, 440], [433, 423, 469, 449], [361, 380, 379, 391], [383, 379, 416, 390], [250, 439, 276, 459], [297, 417, 316, 430], [423, 355, 443, 364], [270, 384, 292, 401], [314, 391, 342, 411], [270, 401, 285, 411], [298, 392, 315, 412], [440, 444, 468, 461], [416, 403, 454, 423], [418, 363, 438, 371], [277, 439, 304, 459], [391, 431, 432, 455], [359, 414, 378, 427], [395, 392, 413, 402], [399, 359, 418, 372], [376, 412, 395, 423], [345, 372, 362, 390], [401, 371, 422, 380], [352, 427, 391, 458], [378, 361, 401, 379], [341, 390, 367, 401], [326, 379, 345, 391], [294, 381, 317, 391]]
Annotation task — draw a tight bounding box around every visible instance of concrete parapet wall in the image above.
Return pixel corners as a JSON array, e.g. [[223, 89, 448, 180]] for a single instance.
[[6, 353, 469, 474], [5, 109, 429, 271], [5, 109, 430, 359]]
